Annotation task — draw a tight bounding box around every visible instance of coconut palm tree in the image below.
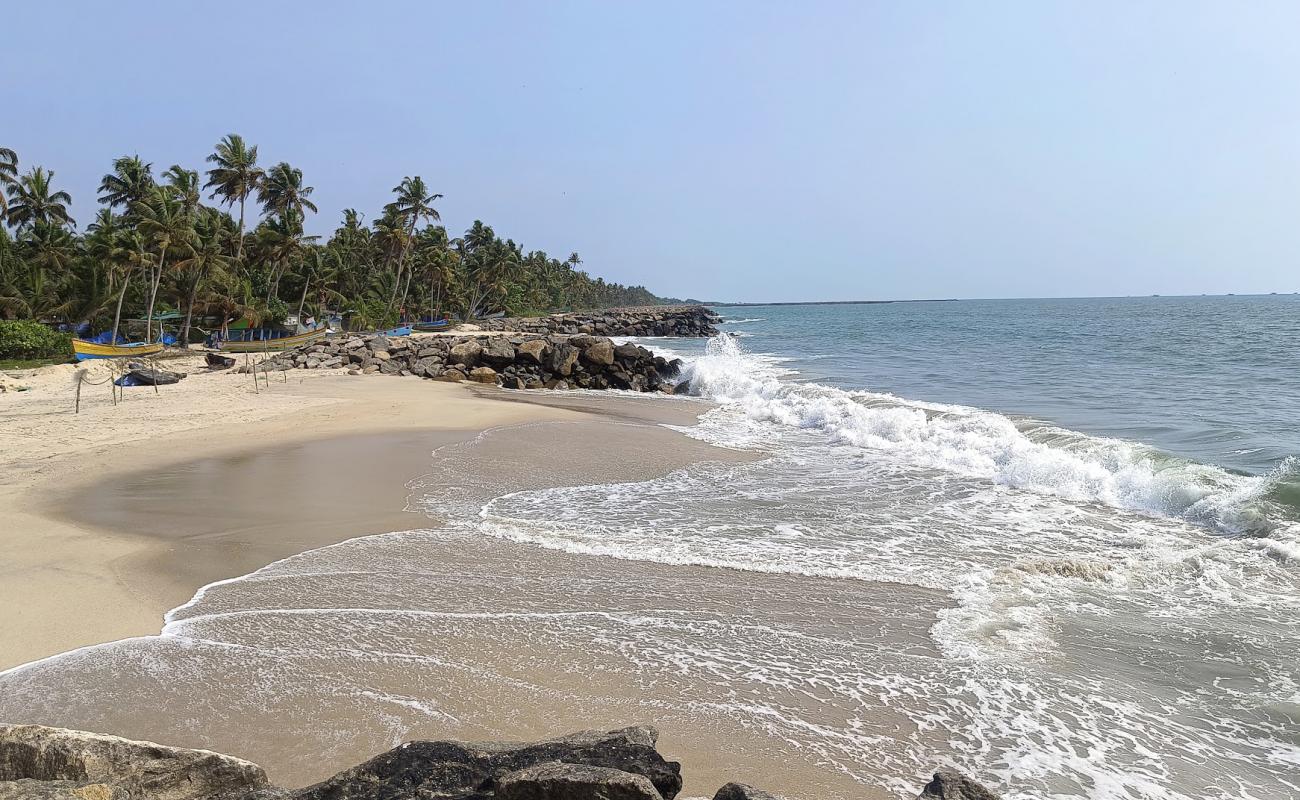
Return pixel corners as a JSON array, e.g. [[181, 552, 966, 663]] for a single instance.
[[98, 155, 155, 213], [258, 162, 317, 222], [254, 209, 318, 306], [204, 134, 263, 262], [86, 209, 137, 343], [5, 167, 75, 230], [133, 188, 194, 342], [0, 147, 18, 223], [173, 209, 233, 345], [383, 176, 441, 315], [163, 165, 202, 216]]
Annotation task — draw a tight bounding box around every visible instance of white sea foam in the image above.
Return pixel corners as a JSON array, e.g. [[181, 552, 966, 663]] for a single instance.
[[679, 334, 1298, 537]]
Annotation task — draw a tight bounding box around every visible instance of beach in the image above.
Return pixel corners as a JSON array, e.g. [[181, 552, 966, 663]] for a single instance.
[[4, 351, 910, 798], [0, 355, 588, 670]]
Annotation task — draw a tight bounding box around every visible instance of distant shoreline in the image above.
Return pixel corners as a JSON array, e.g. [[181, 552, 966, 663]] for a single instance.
[[709, 298, 957, 307]]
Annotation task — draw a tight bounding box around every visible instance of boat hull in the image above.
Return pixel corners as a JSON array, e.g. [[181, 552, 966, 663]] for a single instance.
[[217, 328, 327, 352], [73, 340, 165, 360]]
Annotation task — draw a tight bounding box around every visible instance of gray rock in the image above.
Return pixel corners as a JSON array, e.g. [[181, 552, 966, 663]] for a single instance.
[[436, 367, 467, 382], [0, 724, 268, 800], [371, 350, 390, 362], [516, 339, 548, 365], [497, 762, 660, 800], [713, 783, 787, 800], [581, 337, 615, 367], [613, 342, 642, 362], [546, 344, 578, 376], [0, 779, 128, 799], [295, 725, 681, 800], [449, 340, 483, 367], [482, 337, 517, 366], [468, 366, 498, 384], [917, 769, 1000, 800]]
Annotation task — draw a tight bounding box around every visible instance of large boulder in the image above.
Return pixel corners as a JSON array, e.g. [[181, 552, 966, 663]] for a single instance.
[[449, 340, 483, 368], [515, 339, 548, 365], [613, 343, 643, 363], [581, 337, 615, 367], [496, 763, 660, 800], [545, 344, 578, 376], [295, 726, 681, 800], [916, 769, 1000, 800], [713, 784, 786, 800], [481, 337, 517, 367], [468, 366, 498, 384], [0, 725, 268, 800]]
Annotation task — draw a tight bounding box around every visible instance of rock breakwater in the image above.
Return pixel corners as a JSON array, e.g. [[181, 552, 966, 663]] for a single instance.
[[0, 724, 1001, 799], [473, 306, 721, 337], [239, 332, 689, 393]]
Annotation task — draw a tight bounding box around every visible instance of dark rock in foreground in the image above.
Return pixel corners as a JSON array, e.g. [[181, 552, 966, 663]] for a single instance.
[[713, 782, 787, 800], [917, 769, 1001, 800], [0, 722, 1004, 799], [0, 723, 268, 800], [496, 762, 662, 800], [296, 725, 681, 800]]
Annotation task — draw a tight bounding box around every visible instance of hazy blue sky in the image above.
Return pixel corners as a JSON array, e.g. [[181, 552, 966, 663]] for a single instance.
[[4, 2, 1297, 301]]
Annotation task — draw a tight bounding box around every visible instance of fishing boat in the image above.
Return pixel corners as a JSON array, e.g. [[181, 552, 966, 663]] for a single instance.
[[378, 325, 413, 337], [412, 319, 451, 332], [217, 327, 327, 353], [72, 339, 165, 361]]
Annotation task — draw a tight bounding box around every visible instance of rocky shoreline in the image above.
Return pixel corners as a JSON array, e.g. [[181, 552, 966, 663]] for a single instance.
[[234, 306, 721, 393], [0, 723, 999, 800], [472, 306, 722, 338]]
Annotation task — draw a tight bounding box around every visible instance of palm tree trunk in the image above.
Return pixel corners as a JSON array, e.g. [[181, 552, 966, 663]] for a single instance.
[[110, 268, 133, 345], [145, 244, 167, 343], [398, 269, 413, 320], [236, 195, 246, 262], [296, 272, 310, 328], [180, 273, 202, 348]]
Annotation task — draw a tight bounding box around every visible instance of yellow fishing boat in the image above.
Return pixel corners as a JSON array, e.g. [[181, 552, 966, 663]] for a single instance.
[[217, 327, 327, 353], [72, 339, 165, 361]]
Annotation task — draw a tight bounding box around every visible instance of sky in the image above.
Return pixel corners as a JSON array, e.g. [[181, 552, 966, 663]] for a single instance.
[[4, 1, 1298, 302]]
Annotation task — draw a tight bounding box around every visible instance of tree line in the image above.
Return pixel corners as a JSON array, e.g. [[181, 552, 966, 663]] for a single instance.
[[0, 136, 666, 343]]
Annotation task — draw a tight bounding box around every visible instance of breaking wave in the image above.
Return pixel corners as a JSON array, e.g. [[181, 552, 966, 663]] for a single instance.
[[680, 335, 1300, 541]]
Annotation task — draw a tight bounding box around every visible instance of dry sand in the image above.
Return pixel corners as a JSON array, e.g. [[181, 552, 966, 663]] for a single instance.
[[0, 355, 586, 670]]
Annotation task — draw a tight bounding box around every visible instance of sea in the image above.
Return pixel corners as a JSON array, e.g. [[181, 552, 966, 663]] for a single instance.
[[3, 296, 1298, 799]]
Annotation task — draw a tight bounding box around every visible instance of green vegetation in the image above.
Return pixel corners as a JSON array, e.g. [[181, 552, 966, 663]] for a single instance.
[[0, 319, 72, 361], [0, 138, 665, 342]]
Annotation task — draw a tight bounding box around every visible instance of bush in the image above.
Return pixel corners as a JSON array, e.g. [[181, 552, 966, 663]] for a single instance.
[[0, 320, 74, 361]]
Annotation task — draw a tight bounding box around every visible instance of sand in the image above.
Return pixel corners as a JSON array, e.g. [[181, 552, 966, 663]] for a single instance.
[[0, 355, 585, 670]]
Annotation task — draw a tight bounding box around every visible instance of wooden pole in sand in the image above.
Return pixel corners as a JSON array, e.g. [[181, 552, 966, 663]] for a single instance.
[[74, 368, 85, 413]]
